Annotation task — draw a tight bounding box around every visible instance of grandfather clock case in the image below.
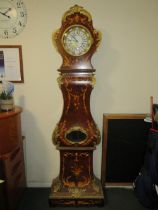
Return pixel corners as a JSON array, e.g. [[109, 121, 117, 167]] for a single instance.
[[49, 5, 104, 206]]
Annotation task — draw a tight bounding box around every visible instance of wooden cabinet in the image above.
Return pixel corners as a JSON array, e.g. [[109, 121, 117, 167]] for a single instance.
[[0, 106, 22, 155], [0, 107, 26, 210]]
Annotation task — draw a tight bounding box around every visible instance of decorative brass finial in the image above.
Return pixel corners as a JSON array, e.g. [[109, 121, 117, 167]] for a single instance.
[[62, 5, 92, 23]]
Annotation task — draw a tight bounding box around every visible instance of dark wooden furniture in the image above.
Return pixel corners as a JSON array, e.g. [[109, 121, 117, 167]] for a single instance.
[[0, 160, 6, 210], [0, 107, 26, 210], [49, 5, 104, 206], [101, 114, 151, 187]]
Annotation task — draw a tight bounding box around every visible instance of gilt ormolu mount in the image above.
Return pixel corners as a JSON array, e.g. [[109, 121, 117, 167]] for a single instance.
[[49, 5, 104, 206]]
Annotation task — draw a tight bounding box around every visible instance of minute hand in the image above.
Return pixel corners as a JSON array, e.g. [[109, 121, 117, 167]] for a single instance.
[[71, 35, 78, 42], [0, 11, 10, 18]]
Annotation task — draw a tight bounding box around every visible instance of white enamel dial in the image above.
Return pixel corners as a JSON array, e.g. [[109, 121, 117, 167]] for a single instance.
[[62, 25, 93, 56], [0, 0, 27, 38]]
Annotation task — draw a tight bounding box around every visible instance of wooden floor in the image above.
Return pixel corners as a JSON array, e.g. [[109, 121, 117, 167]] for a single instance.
[[17, 187, 147, 210]]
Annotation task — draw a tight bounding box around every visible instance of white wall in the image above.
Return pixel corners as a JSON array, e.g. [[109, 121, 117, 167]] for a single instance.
[[1, 0, 158, 187]]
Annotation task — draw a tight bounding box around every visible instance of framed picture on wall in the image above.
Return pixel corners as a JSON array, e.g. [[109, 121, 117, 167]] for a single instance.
[[0, 45, 24, 83]]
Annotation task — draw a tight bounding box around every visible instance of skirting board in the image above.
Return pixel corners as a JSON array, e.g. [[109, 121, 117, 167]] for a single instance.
[[27, 182, 52, 188], [27, 182, 133, 189]]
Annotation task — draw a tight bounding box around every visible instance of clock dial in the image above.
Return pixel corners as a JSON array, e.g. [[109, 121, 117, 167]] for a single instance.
[[0, 0, 27, 38], [62, 25, 93, 56]]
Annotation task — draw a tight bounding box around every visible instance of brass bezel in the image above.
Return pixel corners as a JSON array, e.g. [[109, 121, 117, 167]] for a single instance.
[[62, 25, 93, 57], [65, 126, 88, 144]]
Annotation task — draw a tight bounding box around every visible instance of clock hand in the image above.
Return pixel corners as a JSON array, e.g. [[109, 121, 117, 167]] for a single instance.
[[4, 8, 12, 15], [0, 11, 10, 18], [71, 35, 78, 43]]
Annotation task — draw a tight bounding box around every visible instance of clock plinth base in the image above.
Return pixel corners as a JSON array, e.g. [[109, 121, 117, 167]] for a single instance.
[[49, 176, 104, 207]]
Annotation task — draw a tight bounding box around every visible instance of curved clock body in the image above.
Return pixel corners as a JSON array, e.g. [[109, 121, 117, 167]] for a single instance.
[[49, 5, 104, 207], [0, 0, 27, 38], [53, 72, 100, 147]]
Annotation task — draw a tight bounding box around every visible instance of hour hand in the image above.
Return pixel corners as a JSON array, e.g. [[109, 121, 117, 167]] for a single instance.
[[4, 8, 11, 15]]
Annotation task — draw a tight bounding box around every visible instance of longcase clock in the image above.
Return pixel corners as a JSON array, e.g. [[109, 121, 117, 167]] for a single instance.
[[49, 5, 104, 206]]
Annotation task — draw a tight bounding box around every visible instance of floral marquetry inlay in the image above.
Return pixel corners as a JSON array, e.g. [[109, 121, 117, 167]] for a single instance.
[[49, 5, 104, 206]]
